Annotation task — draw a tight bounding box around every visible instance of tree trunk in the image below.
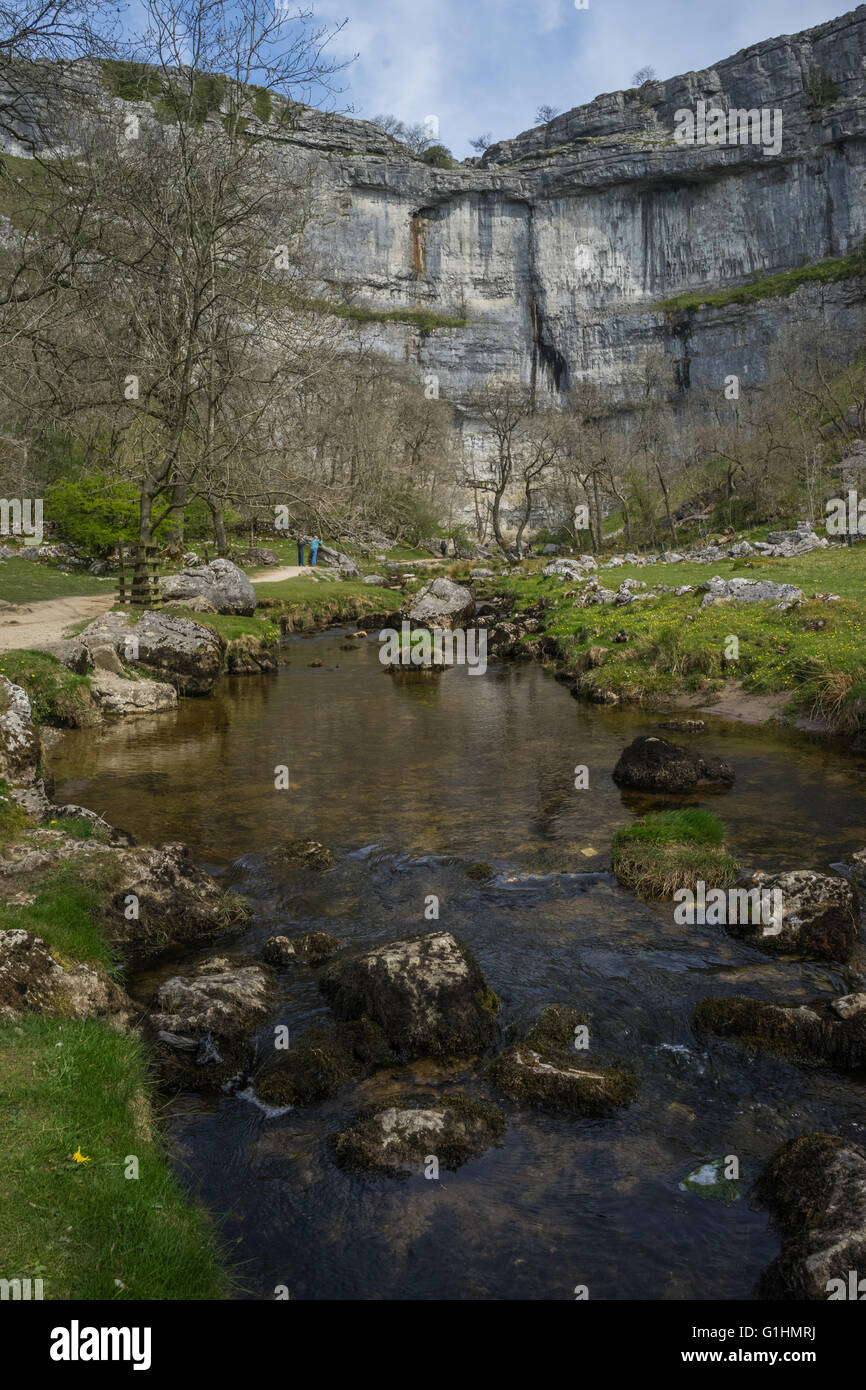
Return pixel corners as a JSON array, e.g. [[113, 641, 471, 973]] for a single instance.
[[210, 502, 228, 556]]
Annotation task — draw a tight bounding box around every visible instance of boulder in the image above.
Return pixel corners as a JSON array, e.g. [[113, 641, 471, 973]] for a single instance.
[[699, 576, 803, 607], [725, 869, 858, 961], [130, 612, 224, 696], [694, 994, 866, 1071], [489, 1005, 637, 1115], [262, 931, 340, 966], [407, 578, 475, 630], [362, 574, 387, 585], [150, 957, 272, 1040], [90, 643, 125, 675], [161, 558, 257, 616], [40, 640, 90, 674], [89, 670, 178, 718], [0, 928, 134, 1029], [231, 546, 280, 568], [543, 558, 585, 580], [316, 545, 360, 577], [332, 1094, 506, 1174], [107, 841, 249, 964], [318, 930, 500, 1059], [612, 736, 734, 792], [754, 1134, 866, 1300]]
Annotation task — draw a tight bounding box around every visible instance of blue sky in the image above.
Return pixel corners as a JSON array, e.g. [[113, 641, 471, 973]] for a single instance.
[[312, 0, 849, 155]]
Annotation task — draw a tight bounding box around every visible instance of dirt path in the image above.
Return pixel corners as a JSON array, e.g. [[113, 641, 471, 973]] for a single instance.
[[0, 594, 114, 653]]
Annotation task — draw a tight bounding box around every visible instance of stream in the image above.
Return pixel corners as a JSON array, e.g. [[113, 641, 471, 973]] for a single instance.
[[49, 627, 866, 1301]]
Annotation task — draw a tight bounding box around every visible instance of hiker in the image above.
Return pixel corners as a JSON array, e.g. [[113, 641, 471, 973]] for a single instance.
[[309, 535, 320, 566], [614, 629, 629, 644], [297, 534, 305, 565], [440, 539, 447, 558]]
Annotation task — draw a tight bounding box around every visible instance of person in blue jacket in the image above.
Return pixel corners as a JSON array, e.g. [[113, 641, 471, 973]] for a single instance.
[[309, 536, 321, 566]]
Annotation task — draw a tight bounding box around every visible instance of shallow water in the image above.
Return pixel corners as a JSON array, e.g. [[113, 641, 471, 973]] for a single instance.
[[51, 629, 866, 1300]]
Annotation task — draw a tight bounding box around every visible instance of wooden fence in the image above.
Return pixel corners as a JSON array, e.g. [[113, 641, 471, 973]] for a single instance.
[[116, 543, 163, 609]]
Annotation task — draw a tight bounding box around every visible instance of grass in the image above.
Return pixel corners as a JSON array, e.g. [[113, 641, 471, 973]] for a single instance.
[[0, 1015, 228, 1300], [0, 778, 29, 843], [0, 650, 93, 726], [0, 859, 123, 971], [496, 544, 866, 727], [0, 557, 109, 604], [611, 808, 739, 900], [653, 249, 865, 315]]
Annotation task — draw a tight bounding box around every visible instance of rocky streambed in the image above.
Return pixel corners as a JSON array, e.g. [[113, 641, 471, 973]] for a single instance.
[[7, 624, 866, 1300]]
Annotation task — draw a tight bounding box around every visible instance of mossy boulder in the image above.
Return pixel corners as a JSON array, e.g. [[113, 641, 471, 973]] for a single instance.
[[0, 928, 134, 1029], [253, 1016, 393, 1107], [262, 931, 340, 966], [331, 1093, 507, 1175], [489, 1005, 638, 1115], [319, 931, 500, 1061], [726, 869, 858, 961], [612, 735, 734, 793], [754, 1134, 866, 1299], [694, 994, 866, 1071]]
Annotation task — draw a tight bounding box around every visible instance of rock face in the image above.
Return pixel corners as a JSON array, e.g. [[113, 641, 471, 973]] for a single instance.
[[0, 677, 44, 813], [160, 558, 257, 615], [726, 869, 858, 960], [612, 735, 734, 792], [489, 1006, 638, 1115], [332, 1094, 506, 1174], [408, 578, 475, 630], [10, 10, 866, 507], [0, 928, 134, 1028], [754, 1134, 866, 1300], [318, 931, 500, 1059], [694, 994, 866, 1071]]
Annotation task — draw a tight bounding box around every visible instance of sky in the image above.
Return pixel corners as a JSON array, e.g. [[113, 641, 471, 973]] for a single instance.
[[309, 0, 850, 155]]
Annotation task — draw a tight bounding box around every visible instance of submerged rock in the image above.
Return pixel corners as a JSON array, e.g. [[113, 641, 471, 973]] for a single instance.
[[262, 931, 340, 966], [725, 869, 858, 961], [612, 735, 734, 793], [489, 1005, 638, 1115], [254, 1017, 393, 1107], [754, 1134, 866, 1299], [319, 930, 500, 1060], [332, 1093, 506, 1174], [280, 838, 336, 871], [679, 1158, 741, 1203], [0, 928, 134, 1029], [694, 995, 866, 1071]]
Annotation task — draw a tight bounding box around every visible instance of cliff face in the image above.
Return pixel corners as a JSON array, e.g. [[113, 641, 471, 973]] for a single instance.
[[291, 4, 866, 417], [5, 6, 866, 434]]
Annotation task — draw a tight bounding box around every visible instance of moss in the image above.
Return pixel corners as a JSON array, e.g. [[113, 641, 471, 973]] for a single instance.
[[489, 1005, 636, 1115], [679, 1158, 741, 1203], [806, 65, 840, 111], [653, 252, 862, 316], [254, 1017, 393, 1107], [694, 996, 818, 1065], [251, 86, 273, 124], [753, 1133, 846, 1228], [281, 838, 335, 871], [465, 861, 493, 882], [477, 986, 501, 1018]]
